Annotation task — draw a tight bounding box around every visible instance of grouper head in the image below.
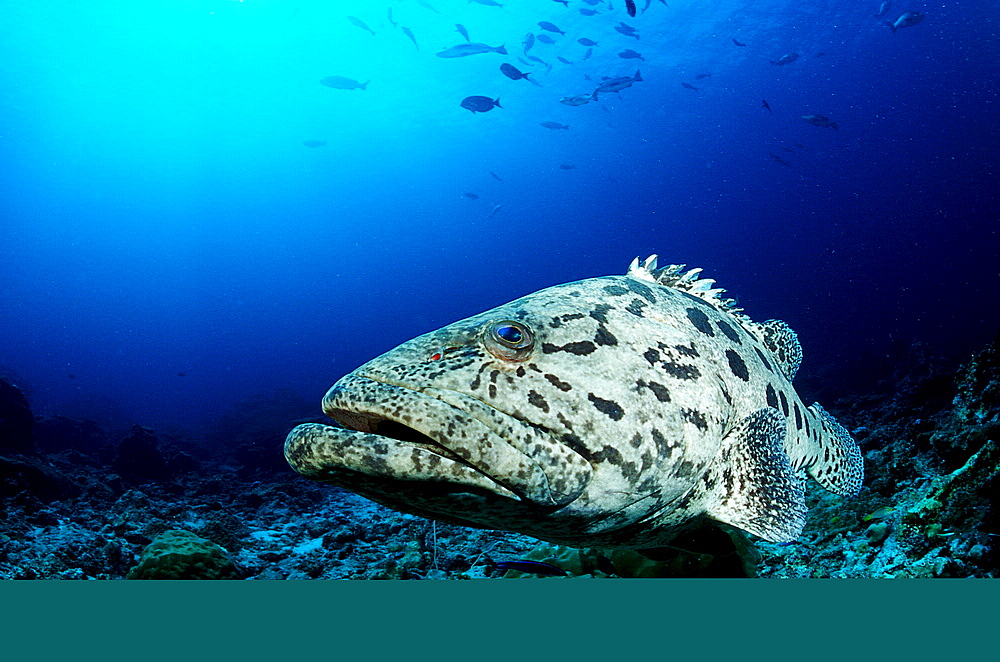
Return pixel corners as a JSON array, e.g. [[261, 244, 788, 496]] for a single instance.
[[285, 257, 863, 548], [285, 277, 709, 548]]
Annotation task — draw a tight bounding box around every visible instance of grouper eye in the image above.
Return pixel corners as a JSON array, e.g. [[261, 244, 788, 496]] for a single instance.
[[485, 320, 534, 361]]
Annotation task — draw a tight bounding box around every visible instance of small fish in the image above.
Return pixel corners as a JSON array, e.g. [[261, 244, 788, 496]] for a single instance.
[[387, 8, 396, 28], [551, 0, 570, 6], [560, 93, 594, 106], [461, 96, 502, 114], [500, 63, 531, 81], [592, 69, 642, 100], [863, 506, 898, 522], [769, 153, 792, 167], [320, 76, 369, 91], [762, 99, 772, 113], [415, 0, 442, 13], [525, 54, 549, 67], [436, 43, 507, 58], [557, 56, 574, 65], [523, 32, 535, 54], [887, 11, 924, 33], [302, 140, 327, 148], [578, 38, 599, 47], [580, 8, 600, 16], [802, 114, 838, 130], [815, 51, 826, 57], [874, 1, 892, 18], [540, 121, 569, 130], [559, 163, 575, 169], [464, 192, 480, 199], [177, 372, 187, 377], [582, 0, 602, 4], [496, 560, 567, 576], [619, 49, 644, 61], [536, 34, 557, 45], [346, 16, 375, 36], [538, 21, 565, 36], [732, 38, 747, 47], [781, 147, 795, 153], [490, 171, 503, 181], [401, 27, 419, 50], [695, 73, 712, 80], [455, 24, 470, 42], [614, 25, 640, 39], [770, 52, 799, 66], [625, 0, 637, 17], [681, 82, 699, 91], [470, 0, 504, 7], [583, 47, 593, 60], [489, 204, 503, 217], [67, 374, 76, 379]]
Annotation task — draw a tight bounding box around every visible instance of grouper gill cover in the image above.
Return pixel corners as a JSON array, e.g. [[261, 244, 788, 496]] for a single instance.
[[285, 256, 863, 548]]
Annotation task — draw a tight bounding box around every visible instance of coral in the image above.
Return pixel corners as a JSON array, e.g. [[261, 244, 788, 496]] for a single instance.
[[127, 529, 242, 580]]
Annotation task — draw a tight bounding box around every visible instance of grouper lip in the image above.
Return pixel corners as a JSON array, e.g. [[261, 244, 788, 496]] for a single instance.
[[300, 373, 583, 507]]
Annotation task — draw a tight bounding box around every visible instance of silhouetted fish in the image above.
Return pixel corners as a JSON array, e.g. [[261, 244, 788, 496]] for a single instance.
[[523, 32, 535, 54], [592, 70, 642, 100], [557, 56, 574, 65], [490, 171, 503, 181], [489, 204, 503, 217], [559, 163, 575, 169], [500, 63, 530, 80], [874, 1, 892, 18], [769, 153, 792, 167], [887, 11, 924, 33], [416, 0, 441, 13], [347, 16, 375, 36], [303, 140, 327, 148], [732, 38, 747, 47], [538, 21, 565, 36], [578, 38, 599, 46], [437, 43, 507, 57], [770, 53, 799, 66], [615, 23, 640, 39], [695, 73, 712, 80], [320, 76, 368, 90], [177, 372, 187, 377], [387, 8, 396, 28], [625, 0, 637, 17], [540, 121, 569, 130], [464, 192, 480, 199], [802, 114, 838, 130], [580, 8, 600, 16], [461, 96, 502, 113], [762, 99, 772, 113], [619, 49, 644, 61], [681, 82, 699, 91], [560, 93, 594, 106], [470, 0, 503, 7], [455, 24, 470, 42], [536, 34, 556, 45], [401, 26, 418, 50]]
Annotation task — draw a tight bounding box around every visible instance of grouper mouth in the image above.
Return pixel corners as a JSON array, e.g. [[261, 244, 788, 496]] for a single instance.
[[284, 374, 592, 508]]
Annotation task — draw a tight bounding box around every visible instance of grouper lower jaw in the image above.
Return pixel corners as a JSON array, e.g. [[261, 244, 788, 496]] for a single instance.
[[285, 374, 588, 506]]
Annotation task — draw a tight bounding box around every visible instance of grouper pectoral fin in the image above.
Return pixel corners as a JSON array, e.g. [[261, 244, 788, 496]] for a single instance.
[[702, 408, 806, 543]]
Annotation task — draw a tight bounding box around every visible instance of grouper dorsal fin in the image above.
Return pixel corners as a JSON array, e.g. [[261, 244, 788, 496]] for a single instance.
[[627, 254, 749, 322], [702, 408, 806, 543], [749, 319, 802, 381]]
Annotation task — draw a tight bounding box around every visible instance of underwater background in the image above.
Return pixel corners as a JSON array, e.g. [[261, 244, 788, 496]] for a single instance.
[[1, 0, 998, 579]]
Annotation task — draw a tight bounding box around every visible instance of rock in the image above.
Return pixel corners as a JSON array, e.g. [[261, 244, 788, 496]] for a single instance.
[[111, 425, 171, 485], [0, 454, 80, 504], [34, 416, 106, 455], [0, 377, 35, 454]]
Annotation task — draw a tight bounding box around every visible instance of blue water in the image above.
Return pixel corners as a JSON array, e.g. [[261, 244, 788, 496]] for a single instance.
[[1, 0, 997, 432]]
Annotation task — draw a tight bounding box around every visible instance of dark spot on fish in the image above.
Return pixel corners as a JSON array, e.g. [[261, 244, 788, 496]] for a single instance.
[[490, 370, 500, 384], [488, 384, 497, 398], [650, 428, 674, 459], [588, 393, 624, 420], [516, 366, 526, 377], [626, 279, 656, 302], [542, 341, 597, 355], [661, 361, 701, 380], [766, 383, 779, 409], [643, 348, 660, 366], [594, 325, 618, 346], [625, 298, 647, 317], [604, 285, 629, 297], [589, 304, 613, 324], [637, 379, 671, 402], [557, 412, 575, 431], [720, 380, 732, 405], [682, 408, 709, 431], [686, 307, 715, 336], [754, 347, 773, 372], [726, 349, 749, 381], [779, 391, 789, 416], [676, 459, 698, 478], [630, 432, 643, 449], [804, 414, 811, 437], [544, 373, 573, 391], [716, 320, 741, 344], [560, 432, 590, 459], [528, 390, 549, 412], [674, 342, 699, 357], [794, 402, 802, 430]]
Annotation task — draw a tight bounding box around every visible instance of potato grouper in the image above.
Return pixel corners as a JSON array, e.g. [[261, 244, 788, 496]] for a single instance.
[[285, 256, 863, 548]]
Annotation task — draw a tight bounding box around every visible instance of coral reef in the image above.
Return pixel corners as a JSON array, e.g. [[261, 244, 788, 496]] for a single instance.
[[127, 529, 241, 580]]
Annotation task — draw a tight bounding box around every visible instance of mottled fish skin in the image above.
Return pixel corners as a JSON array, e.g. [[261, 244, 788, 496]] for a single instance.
[[286, 256, 863, 548]]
